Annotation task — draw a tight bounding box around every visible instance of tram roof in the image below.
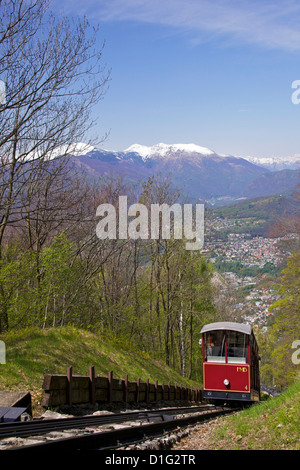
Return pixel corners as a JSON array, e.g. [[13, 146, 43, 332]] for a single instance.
[[200, 322, 252, 336]]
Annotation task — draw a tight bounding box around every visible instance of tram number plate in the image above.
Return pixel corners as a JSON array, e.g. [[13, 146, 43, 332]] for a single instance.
[[237, 367, 247, 372]]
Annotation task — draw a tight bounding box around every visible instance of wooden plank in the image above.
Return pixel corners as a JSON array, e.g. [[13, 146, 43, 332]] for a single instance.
[[124, 374, 128, 403], [89, 366, 96, 406], [138, 391, 146, 402], [72, 376, 90, 390], [146, 378, 149, 404], [111, 390, 123, 402], [127, 382, 137, 393], [41, 390, 66, 407], [95, 376, 108, 389], [108, 371, 113, 403], [127, 392, 136, 402], [72, 389, 90, 404], [42, 374, 67, 390], [95, 388, 108, 401], [112, 378, 124, 391], [66, 366, 73, 405], [136, 378, 140, 403]]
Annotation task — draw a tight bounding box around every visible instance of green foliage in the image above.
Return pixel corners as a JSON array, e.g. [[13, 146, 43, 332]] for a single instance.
[[213, 258, 281, 277], [0, 230, 217, 380], [0, 244, 38, 329], [39, 234, 75, 327], [263, 252, 300, 388], [212, 194, 299, 222], [0, 235, 80, 330]]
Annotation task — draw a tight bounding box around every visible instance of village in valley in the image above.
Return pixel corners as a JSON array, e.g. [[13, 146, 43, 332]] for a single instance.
[[203, 204, 298, 329]]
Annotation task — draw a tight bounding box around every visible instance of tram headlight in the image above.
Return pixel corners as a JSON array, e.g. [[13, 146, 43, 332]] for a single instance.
[[224, 379, 230, 387]]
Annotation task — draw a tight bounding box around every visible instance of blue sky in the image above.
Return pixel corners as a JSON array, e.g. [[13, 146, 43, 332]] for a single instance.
[[51, 0, 300, 158]]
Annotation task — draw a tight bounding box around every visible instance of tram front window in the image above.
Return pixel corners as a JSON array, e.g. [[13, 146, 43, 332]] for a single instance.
[[227, 331, 248, 364], [205, 331, 226, 362]]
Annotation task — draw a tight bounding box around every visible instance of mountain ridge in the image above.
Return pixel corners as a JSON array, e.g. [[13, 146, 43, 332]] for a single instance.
[[80, 142, 300, 170], [65, 142, 300, 204]]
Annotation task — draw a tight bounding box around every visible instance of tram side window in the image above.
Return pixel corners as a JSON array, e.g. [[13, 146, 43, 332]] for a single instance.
[[227, 331, 248, 364], [204, 331, 226, 362]]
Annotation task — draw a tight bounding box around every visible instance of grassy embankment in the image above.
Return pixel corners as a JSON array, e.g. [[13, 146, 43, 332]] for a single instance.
[[0, 326, 200, 416], [206, 380, 300, 450]]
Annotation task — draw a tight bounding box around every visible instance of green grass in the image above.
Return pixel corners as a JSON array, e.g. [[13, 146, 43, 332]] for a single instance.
[[210, 381, 300, 450], [0, 326, 200, 415]]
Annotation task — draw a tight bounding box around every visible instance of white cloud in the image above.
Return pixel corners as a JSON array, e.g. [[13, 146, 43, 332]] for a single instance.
[[56, 0, 300, 51]]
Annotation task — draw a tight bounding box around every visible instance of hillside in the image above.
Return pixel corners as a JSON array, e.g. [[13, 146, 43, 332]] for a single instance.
[[0, 326, 199, 416], [174, 380, 300, 450], [242, 169, 300, 198], [208, 194, 300, 238], [211, 194, 299, 221]]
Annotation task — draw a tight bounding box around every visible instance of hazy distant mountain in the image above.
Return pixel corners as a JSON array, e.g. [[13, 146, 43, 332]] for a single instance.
[[66, 142, 300, 203], [241, 169, 300, 198], [242, 154, 300, 171]]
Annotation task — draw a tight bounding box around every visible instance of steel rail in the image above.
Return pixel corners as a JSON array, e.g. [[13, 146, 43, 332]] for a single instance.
[[0, 405, 214, 440], [7, 407, 238, 451]]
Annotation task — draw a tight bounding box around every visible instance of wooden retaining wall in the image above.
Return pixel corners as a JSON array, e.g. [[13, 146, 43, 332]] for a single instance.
[[41, 366, 202, 407]]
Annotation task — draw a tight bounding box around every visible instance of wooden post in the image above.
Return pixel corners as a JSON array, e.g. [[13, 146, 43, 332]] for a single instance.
[[89, 366, 96, 406], [108, 370, 113, 403], [136, 377, 140, 403], [174, 382, 177, 400], [67, 366, 73, 406], [180, 383, 182, 400], [146, 378, 150, 404], [168, 381, 171, 401], [124, 373, 128, 404], [185, 383, 187, 401], [155, 380, 158, 402]]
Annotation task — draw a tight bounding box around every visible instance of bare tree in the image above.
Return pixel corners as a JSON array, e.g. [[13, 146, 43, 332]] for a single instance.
[[0, 0, 110, 251]]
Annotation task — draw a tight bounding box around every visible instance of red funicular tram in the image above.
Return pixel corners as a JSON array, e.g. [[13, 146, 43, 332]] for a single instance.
[[200, 322, 260, 403]]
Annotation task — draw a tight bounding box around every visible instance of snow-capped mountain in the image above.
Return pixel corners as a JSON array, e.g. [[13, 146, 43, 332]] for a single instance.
[[243, 154, 300, 171], [124, 143, 216, 159], [66, 142, 300, 202], [60, 141, 300, 169]]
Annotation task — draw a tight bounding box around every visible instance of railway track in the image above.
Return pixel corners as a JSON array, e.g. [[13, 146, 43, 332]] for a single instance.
[[0, 404, 238, 451]]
